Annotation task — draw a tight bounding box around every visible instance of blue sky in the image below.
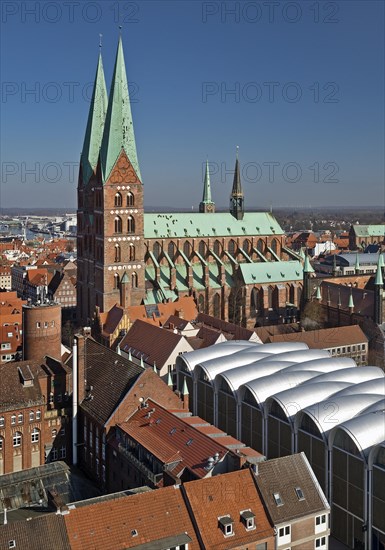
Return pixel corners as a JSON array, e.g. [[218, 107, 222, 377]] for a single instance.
[[1, 0, 384, 209]]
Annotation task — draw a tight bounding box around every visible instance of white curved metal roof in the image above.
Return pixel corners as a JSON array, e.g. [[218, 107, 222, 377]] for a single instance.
[[196, 351, 272, 382], [261, 349, 329, 364], [175, 341, 258, 372], [297, 394, 385, 439], [242, 370, 324, 406], [331, 375, 385, 398], [215, 360, 297, 394], [329, 410, 385, 460], [368, 440, 385, 468], [283, 357, 350, 375], [360, 398, 385, 415], [266, 381, 352, 421], [302, 366, 382, 386], [242, 342, 309, 353]]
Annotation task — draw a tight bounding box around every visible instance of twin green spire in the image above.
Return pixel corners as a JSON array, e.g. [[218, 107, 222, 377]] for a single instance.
[[80, 53, 108, 186], [81, 37, 141, 186]]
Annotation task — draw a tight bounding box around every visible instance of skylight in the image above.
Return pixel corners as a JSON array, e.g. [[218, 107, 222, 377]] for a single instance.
[[295, 487, 305, 500], [273, 492, 283, 506]]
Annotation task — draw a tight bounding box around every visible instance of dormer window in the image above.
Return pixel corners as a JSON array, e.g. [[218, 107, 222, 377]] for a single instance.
[[218, 516, 234, 537], [295, 486, 305, 500], [240, 510, 255, 530], [273, 492, 283, 506]]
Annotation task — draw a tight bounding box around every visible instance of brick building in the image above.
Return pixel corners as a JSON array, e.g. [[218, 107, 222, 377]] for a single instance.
[[77, 38, 304, 331], [0, 291, 25, 363], [0, 359, 71, 475]]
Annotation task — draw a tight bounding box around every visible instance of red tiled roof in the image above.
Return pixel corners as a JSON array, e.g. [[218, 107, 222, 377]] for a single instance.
[[183, 469, 274, 549], [64, 485, 200, 550], [117, 399, 229, 479]]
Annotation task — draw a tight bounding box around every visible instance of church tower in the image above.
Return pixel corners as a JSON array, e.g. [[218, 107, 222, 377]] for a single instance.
[[199, 160, 215, 213], [77, 37, 145, 325], [230, 147, 244, 220]]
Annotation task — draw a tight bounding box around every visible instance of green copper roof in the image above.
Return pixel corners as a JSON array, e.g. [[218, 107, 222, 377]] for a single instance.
[[315, 285, 321, 300], [303, 254, 315, 274], [182, 377, 189, 395], [143, 212, 283, 239], [379, 253, 385, 268], [352, 224, 385, 237], [201, 159, 214, 204], [81, 52, 108, 185], [375, 257, 384, 286], [355, 252, 360, 270], [100, 37, 141, 183], [239, 260, 303, 285]]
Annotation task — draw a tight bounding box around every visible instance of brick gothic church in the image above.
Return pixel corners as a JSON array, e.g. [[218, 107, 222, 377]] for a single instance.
[[77, 38, 304, 329]]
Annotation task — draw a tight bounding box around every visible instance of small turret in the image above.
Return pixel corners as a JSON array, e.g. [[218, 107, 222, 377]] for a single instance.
[[199, 159, 215, 213], [230, 147, 244, 220]]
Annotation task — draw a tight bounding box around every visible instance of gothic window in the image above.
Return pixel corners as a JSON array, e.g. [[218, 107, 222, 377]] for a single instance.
[[199, 240, 206, 258], [115, 244, 121, 263], [214, 240, 221, 256], [129, 244, 135, 261], [168, 242, 176, 259], [132, 272, 138, 288], [289, 285, 295, 304], [114, 273, 119, 289], [228, 239, 236, 255], [153, 241, 161, 260], [198, 294, 205, 312], [268, 286, 273, 309], [127, 192, 134, 206], [127, 216, 135, 234], [114, 216, 122, 234], [271, 238, 278, 255], [250, 287, 258, 316], [0, 436, 3, 451], [114, 192, 122, 207], [213, 294, 221, 318], [243, 239, 251, 254], [183, 241, 191, 258]]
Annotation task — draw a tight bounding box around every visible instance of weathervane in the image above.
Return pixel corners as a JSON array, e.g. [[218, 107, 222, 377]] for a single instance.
[[99, 33, 102, 49]]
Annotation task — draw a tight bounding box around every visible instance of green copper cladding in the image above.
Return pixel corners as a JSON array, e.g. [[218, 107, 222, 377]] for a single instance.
[[81, 52, 108, 186], [100, 36, 141, 183], [375, 256, 384, 286], [303, 254, 315, 274], [202, 159, 213, 204]]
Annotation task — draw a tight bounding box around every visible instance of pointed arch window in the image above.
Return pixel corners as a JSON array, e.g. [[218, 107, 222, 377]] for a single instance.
[[127, 192, 134, 207], [199, 240, 206, 258], [243, 239, 251, 254], [129, 244, 135, 261], [183, 241, 191, 258], [168, 242, 176, 259], [114, 193, 122, 207], [271, 238, 278, 255], [132, 272, 138, 288], [213, 294, 221, 318], [228, 239, 236, 255], [114, 216, 122, 234], [127, 216, 135, 234], [257, 239, 264, 253], [153, 242, 161, 260], [115, 244, 121, 263], [114, 273, 119, 289], [0, 436, 3, 451], [214, 240, 222, 256], [198, 294, 205, 312]]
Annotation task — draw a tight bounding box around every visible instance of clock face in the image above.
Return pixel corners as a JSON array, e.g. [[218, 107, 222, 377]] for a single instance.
[[206, 203, 214, 212]]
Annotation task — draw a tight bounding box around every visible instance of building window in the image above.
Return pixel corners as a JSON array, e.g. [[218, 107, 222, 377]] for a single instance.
[[315, 514, 327, 534], [199, 240, 206, 257], [11, 415, 16, 425], [0, 416, 4, 427], [114, 192, 122, 207], [13, 432, 22, 447], [278, 525, 291, 545], [127, 216, 135, 234], [129, 244, 135, 261], [114, 216, 122, 233], [36, 410, 41, 420], [132, 272, 138, 288], [59, 446, 66, 459], [0, 437, 3, 451], [114, 273, 119, 289], [273, 492, 283, 506], [115, 244, 121, 263], [18, 413, 23, 424], [127, 192, 134, 206], [51, 448, 58, 461], [295, 487, 305, 500], [31, 428, 39, 443], [52, 429, 57, 439], [218, 516, 234, 537], [29, 411, 35, 422], [36, 322, 41, 328], [315, 537, 327, 549], [8, 541, 16, 549]]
